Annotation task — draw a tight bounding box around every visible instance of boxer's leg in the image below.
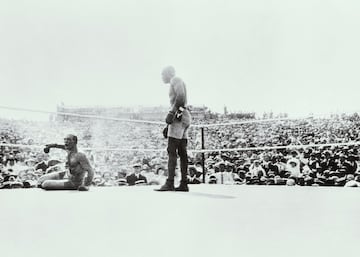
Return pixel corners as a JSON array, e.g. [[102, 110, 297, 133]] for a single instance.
[[174, 121, 190, 191], [178, 138, 188, 182], [167, 137, 180, 184], [155, 137, 180, 191], [175, 138, 189, 192], [38, 171, 66, 187], [156, 117, 189, 192], [41, 179, 78, 190]]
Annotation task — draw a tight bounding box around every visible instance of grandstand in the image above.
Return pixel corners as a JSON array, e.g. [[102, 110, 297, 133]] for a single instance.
[[56, 104, 216, 122]]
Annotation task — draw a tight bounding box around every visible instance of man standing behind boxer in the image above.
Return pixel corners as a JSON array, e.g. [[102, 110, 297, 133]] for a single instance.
[[156, 66, 191, 192], [39, 134, 94, 191]]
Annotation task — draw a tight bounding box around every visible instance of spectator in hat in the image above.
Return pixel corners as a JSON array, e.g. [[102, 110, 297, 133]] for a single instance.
[[126, 163, 147, 186], [1, 168, 23, 189], [308, 153, 320, 170], [188, 166, 202, 184], [92, 174, 105, 186], [347, 154, 358, 174], [249, 160, 265, 178], [101, 172, 118, 186], [344, 174, 360, 187], [206, 164, 224, 184], [267, 157, 282, 177], [155, 167, 168, 185], [337, 154, 356, 175], [286, 159, 301, 179], [320, 152, 337, 172], [246, 160, 266, 185]]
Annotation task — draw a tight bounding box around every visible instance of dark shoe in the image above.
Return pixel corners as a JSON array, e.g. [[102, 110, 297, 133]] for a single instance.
[[154, 181, 175, 191], [175, 182, 189, 192]]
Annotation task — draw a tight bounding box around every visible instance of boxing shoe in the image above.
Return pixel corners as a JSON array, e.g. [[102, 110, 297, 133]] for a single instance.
[[78, 185, 89, 191], [175, 181, 189, 192], [154, 180, 174, 191]]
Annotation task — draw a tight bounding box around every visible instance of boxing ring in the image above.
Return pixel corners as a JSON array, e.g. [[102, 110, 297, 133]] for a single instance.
[[1, 185, 360, 257], [0, 105, 360, 257]]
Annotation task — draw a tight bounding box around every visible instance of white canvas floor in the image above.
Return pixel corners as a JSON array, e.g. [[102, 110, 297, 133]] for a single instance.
[[0, 185, 359, 257]]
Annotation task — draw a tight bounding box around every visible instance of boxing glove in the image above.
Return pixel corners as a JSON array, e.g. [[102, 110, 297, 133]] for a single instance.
[[165, 111, 175, 124]]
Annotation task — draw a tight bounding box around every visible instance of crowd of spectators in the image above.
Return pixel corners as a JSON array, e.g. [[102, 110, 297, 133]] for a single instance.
[[1, 112, 360, 189]]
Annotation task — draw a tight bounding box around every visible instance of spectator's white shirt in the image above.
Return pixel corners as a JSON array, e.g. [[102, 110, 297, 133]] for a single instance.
[[286, 158, 301, 177], [188, 174, 203, 183], [302, 164, 311, 175], [222, 172, 237, 185], [194, 165, 202, 173], [287, 157, 300, 167], [142, 171, 159, 184], [205, 169, 215, 183], [212, 172, 223, 184], [344, 180, 360, 187], [206, 172, 225, 184], [274, 162, 286, 172], [249, 164, 265, 177]]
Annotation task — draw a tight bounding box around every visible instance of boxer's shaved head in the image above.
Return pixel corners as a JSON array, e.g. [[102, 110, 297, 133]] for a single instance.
[[64, 134, 78, 150], [65, 134, 77, 144], [162, 66, 176, 83]]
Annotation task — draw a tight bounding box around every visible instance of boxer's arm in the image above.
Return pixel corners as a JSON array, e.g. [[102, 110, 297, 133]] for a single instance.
[[78, 154, 94, 186], [170, 77, 186, 113], [44, 144, 65, 153], [45, 144, 65, 150]]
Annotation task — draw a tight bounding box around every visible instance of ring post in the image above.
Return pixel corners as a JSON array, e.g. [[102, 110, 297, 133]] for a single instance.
[[201, 127, 205, 183]]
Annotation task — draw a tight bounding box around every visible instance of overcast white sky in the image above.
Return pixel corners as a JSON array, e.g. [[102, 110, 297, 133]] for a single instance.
[[1, 0, 360, 120]]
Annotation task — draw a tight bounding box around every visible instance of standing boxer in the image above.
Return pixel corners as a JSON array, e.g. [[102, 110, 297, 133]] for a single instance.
[[156, 66, 191, 192], [39, 134, 94, 191]]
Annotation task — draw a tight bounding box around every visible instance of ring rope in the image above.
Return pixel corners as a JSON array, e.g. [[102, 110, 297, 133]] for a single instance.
[[2, 141, 359, 154], [0, 143, 166, 152], [192, 116, 314, 128], [0, 105, 164, 125], [0, 105, 313, 128], [1, 105, 357, 154], [190, 141, 360, 153]]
